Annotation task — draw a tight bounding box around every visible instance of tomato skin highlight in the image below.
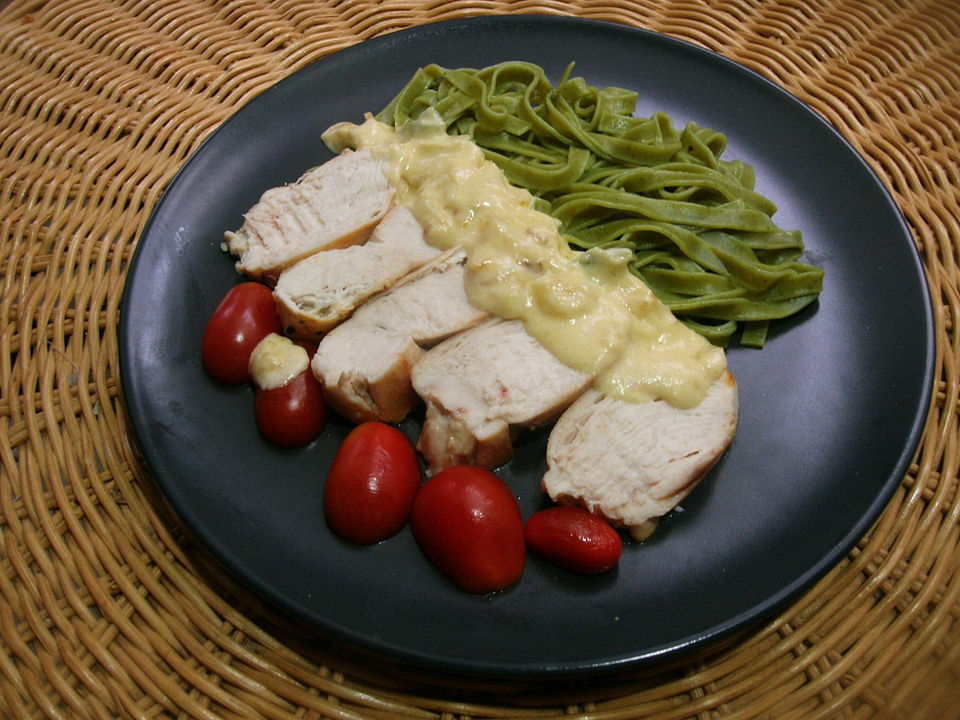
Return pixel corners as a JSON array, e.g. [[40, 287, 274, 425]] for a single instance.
[[525, 506, 622, 574], [324, 422, 422, 545], [253, 369, 327, 448], [410, 466, 526, 594], [202, 282, 284, 384]]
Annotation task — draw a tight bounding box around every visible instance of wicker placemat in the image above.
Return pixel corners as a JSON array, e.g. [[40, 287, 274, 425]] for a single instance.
[[2, 0, 958, 718]]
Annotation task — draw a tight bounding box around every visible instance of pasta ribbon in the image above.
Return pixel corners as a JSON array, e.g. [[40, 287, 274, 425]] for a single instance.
[[377, 62, 824, 347]]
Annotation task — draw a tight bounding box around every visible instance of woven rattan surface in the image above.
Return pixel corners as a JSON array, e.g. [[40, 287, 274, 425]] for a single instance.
[[2, 0, 959, 718]]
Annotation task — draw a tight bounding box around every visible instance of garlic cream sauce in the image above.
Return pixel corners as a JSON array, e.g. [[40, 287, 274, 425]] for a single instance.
[[249, 333, 309, 390], [323, 112, 726, 408]]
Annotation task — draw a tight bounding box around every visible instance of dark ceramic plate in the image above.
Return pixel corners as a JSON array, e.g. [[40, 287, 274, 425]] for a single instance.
[[119, 15, 934, 678]]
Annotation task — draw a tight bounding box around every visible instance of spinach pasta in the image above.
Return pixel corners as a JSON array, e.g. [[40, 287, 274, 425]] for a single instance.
[[376, 61, 824, 347]]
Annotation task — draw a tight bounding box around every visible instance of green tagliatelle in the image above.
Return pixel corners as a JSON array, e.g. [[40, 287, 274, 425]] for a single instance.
[[376, 62, 824, 347]]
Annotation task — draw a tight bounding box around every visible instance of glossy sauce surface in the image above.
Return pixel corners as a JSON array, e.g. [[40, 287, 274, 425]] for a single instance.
[[324, 113, 725, 407], [248, 333, 310, 389]]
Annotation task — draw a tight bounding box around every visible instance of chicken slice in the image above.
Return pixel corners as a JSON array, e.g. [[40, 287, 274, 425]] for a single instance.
[[412, 319, 592, 475], [224, 149, 393, 283], [273, 206, 439, 339], [349, 249, 488, 345], [542, 370, 738, 541], [311, 250, 488, 423], [311, 324, 425, 424]]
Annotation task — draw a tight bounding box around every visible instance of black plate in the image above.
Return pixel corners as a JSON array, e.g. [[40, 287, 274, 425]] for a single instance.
[[119, 15, 934, 678]]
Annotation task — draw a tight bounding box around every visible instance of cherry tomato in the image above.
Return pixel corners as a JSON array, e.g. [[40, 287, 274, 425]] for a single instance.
[[254, 369, 327, 448], [324, 422, 422, 545], [410, 466, 525, 594], [525, 506, 622, 574], [202, 282, 283, 384]]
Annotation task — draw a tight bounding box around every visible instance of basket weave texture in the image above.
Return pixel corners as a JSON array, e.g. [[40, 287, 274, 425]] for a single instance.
[[2, 0, 959, 718]]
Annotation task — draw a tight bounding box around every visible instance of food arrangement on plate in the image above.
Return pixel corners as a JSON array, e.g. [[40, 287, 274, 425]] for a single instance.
[[201, 62, 824, 594]]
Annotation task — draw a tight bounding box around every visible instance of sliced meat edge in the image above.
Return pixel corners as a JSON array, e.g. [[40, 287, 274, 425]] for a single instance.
[[225, 149, 394, 283], [542, 370, 738, 540]]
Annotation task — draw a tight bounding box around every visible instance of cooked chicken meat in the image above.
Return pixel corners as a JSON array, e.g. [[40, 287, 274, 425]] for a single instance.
[[311, 250, 488, 423], [542, 370, 738, 541], [349, 249, 488, 345], [222, 121, 743, 549], [273, 206, 439, 338], [411, 319, 592, 475], [224, 149, 393, 282], [312, 324, 424, 424]]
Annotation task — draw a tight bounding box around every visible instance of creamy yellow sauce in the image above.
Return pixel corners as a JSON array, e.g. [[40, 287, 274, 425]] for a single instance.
[[323, 113, 726, 408], [249, 333, 309, 390]]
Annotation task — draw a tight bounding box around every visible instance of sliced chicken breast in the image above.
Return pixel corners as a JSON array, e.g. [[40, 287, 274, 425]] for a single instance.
[[349, 249, 488, 345], [542, 370, 738, 541], [312, 323, 425, 424], [412, 319, 592, 475], [311, 250, 488, 423], [273, 206, 439, 338], [224, 149, 394, 283]]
